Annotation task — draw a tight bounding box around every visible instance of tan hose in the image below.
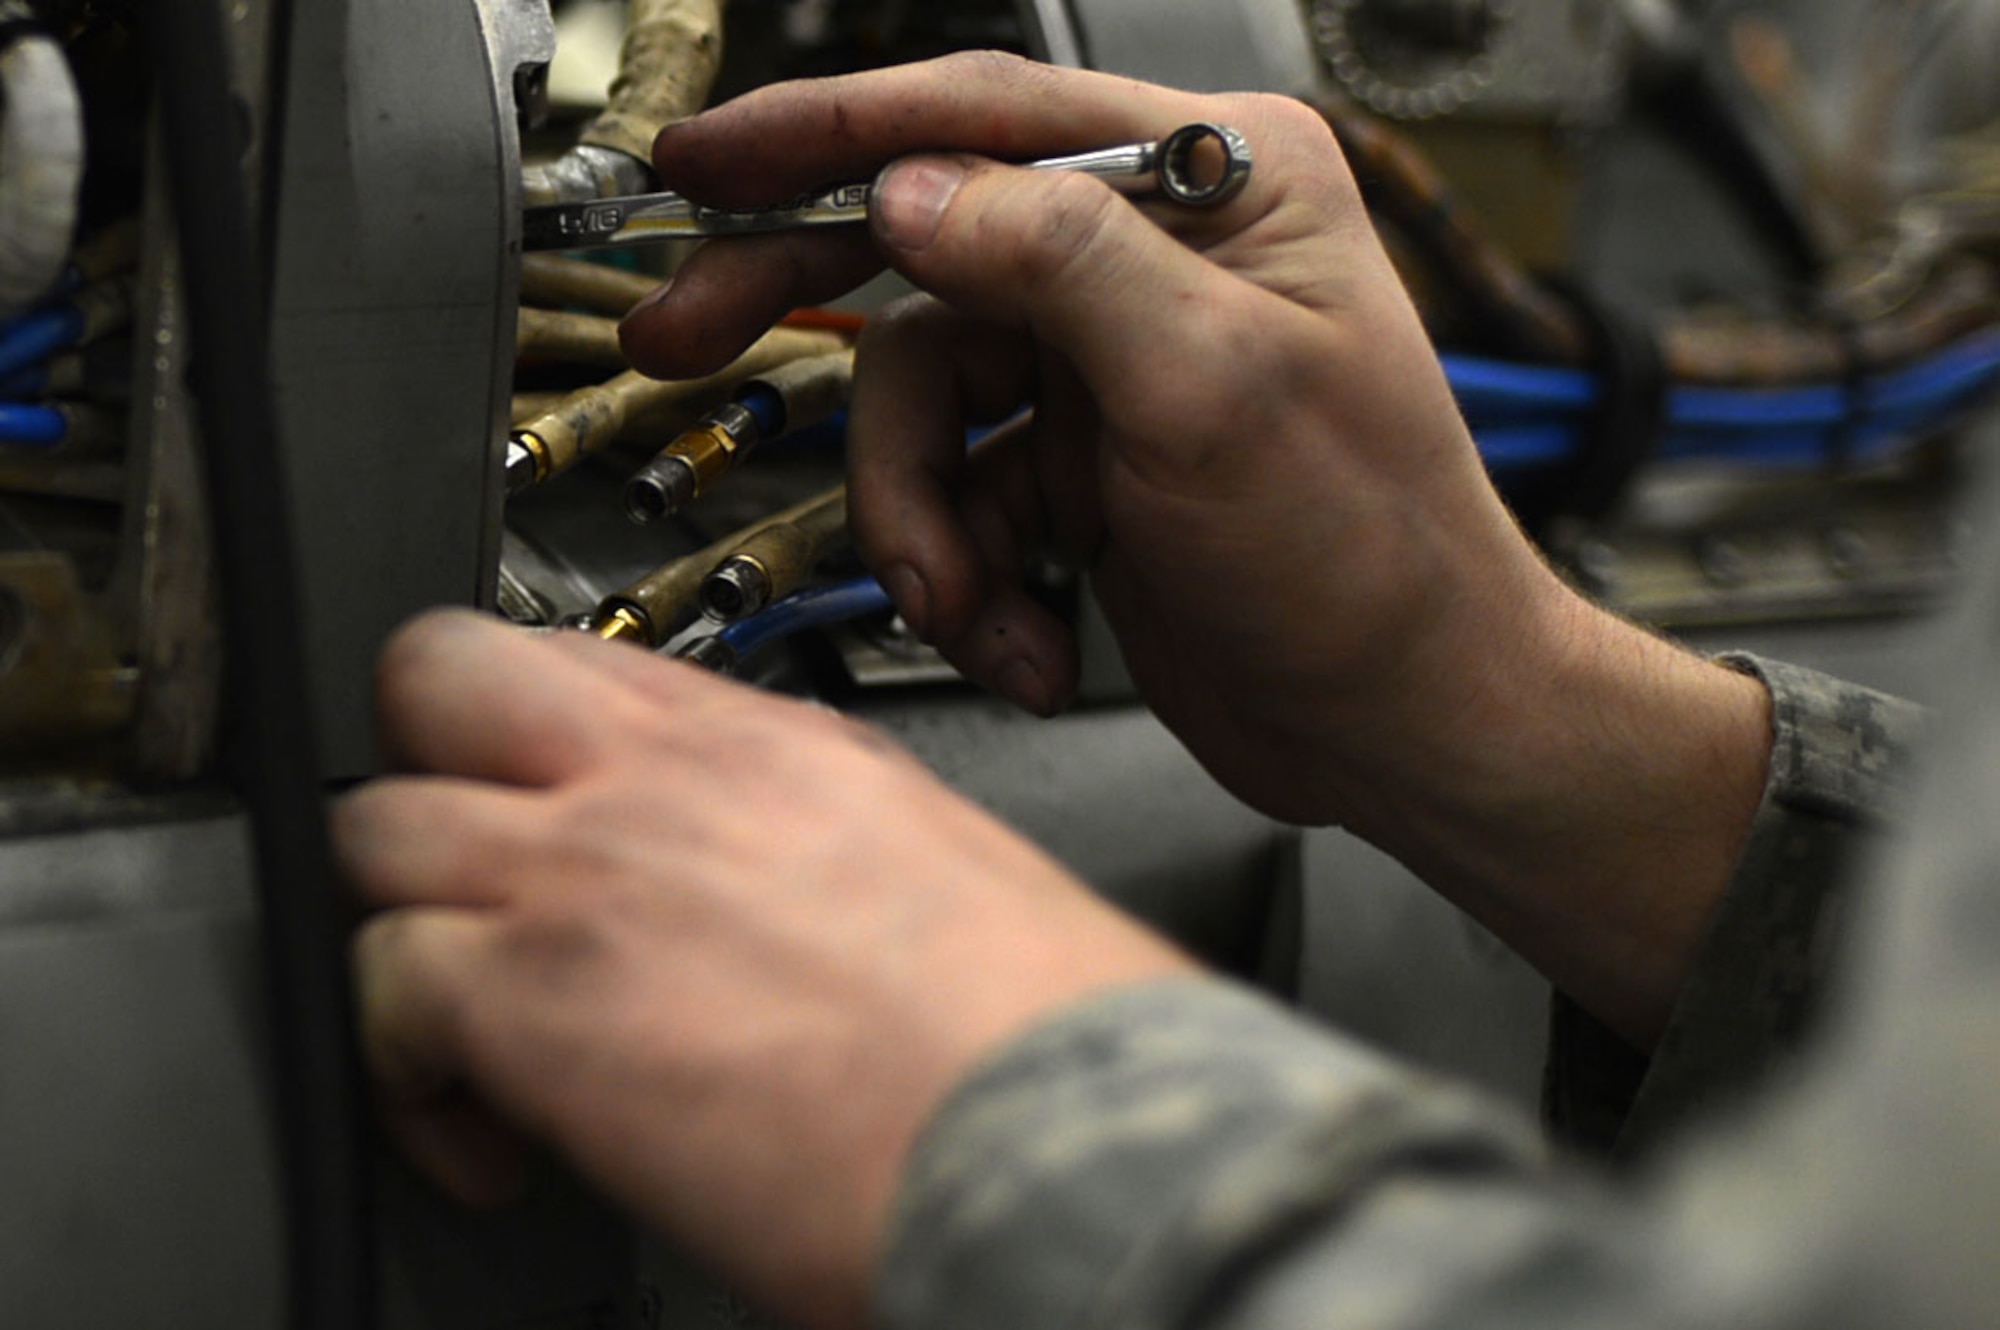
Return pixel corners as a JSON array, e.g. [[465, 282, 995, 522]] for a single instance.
[[520, 253, 664, 317], [579, 0, 727, 165], [523, 0, 728, 205], [511, 391, 568, 426], [750, 350, 855, 431], [622, 348, 857, 516], [517, 308, 630, 368], [701, 488, 848, 620], [597, 482, 845, 647], [511, 326, 847, 486]]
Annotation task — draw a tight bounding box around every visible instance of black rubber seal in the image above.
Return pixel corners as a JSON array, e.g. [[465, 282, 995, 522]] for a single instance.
[[139, 1, 375, 1326], [1825, 312, 1867, 476], [1508, 280, 1668, 533]]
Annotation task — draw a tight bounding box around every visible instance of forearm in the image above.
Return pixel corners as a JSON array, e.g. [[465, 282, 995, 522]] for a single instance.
[[1318, 572, 1773, 1050], [1550, 654, 1930, 1151]]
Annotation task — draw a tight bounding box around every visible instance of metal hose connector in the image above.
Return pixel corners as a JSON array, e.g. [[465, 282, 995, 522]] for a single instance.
[[624, 349, 854, 521], [591, 482, 844, 648], [700, 488, 847, 621], [523, 0, 728, 207], [507, 326, 845, 494]]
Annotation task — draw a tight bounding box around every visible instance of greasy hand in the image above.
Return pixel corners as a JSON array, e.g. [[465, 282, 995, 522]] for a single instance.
[[337, 610, 1191, 1330], [620, 53, 1574, 828]]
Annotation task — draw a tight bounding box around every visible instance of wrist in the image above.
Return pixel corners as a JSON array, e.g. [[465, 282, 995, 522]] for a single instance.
[[1322, 564, 1774, 1046]]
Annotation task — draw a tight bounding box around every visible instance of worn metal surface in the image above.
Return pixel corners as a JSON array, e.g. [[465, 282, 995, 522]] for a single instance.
[[267, 0, 552, 778]]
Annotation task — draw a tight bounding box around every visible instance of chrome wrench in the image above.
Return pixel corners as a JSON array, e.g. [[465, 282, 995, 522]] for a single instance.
[[521, 122, 1253, 252]]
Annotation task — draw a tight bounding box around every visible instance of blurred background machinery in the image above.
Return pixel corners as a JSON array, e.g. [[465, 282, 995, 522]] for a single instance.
[[3, 0, 2000, 1326]]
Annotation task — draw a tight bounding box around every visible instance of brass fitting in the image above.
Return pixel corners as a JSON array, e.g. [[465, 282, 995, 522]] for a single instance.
[[672, 412, 750, 478], [625, 404, 755, 523], [507, 328, 848, 498], [623, 351, 854, 523], [587, 482, 846, 648], [595, 604, 653, 645], [507, 430, 555, 493]]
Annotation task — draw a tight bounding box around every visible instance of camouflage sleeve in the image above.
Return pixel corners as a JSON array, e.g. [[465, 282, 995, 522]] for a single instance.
[[876, 661, 1935, 1330], [1544, 654, 1927, 1155], [876, 978, 1554, 1330]]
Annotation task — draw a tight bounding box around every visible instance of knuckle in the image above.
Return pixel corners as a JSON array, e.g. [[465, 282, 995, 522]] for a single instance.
[[1249, 92, 1330, 140], [373, 610, 475, 718], [1209, 91, 1335, 155], [859, 292, 950, 353], [934, 48, 1042, 96], [489, 906, 611, 993]]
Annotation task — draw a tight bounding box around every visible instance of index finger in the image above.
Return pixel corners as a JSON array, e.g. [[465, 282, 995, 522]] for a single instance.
[[651, 51, 1217, 209], [622, 53, 1229, 380]]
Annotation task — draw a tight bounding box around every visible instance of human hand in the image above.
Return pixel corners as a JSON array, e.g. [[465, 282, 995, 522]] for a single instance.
[[619, 54, 1773, 1047], [617, 52, 1571, 829], [337, 610, 1191, 1330]]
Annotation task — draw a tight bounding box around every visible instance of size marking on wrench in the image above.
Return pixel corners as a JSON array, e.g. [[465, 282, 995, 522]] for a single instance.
[[522, 122, 1254, 252]]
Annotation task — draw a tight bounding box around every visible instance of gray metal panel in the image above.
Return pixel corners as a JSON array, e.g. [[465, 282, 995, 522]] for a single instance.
[[862, 694, 1299, 983], [1014, 0, 1087, 67], [1299, 827, 1550, 1110], [1067, 0, 1320, 94], [269, 0, 545, 778], [0, 816, 285, 1328], [0, 807, 641, 1329]]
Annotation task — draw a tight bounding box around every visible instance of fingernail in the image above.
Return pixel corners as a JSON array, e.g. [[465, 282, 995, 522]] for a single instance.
[[880, 563, 930, 639], [999, 657, 1049, 716], [874, 159, 964, 251], [621, 279, 674, 329]]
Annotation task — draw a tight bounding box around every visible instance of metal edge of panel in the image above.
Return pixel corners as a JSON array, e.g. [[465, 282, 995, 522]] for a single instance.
[[267, 0, 536, 776], [470, 0, 558, 611]]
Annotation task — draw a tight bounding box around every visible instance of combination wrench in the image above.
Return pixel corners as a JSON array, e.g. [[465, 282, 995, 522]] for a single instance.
[[522, 122, 1254, 252]]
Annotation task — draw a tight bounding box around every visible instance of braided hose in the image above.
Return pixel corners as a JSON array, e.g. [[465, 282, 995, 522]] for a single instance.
[[0, 13, 84, 318]]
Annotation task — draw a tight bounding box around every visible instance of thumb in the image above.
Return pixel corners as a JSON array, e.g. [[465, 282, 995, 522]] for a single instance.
[[870, 154, 1236, 418]]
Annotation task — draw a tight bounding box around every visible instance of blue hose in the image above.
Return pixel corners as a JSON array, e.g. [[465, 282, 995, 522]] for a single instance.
[[717, 575, 895, 661], [738, 381, 787, 437], [0, 403, 68, 447], [1453, 329, 2000, 473], [1440, 353, 1596, 417], [0, 305, 86, 379]]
